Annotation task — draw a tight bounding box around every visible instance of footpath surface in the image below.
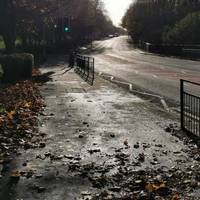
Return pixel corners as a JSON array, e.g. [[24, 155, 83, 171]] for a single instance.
[[0, 61, 199, 200]]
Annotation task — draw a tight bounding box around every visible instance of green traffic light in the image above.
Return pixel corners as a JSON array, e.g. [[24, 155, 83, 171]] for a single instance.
[[64, 27, 69, 32]]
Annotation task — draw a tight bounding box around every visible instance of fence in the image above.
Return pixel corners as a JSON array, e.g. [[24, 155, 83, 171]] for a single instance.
[[138, 40, 200, 59], [182, 48, 200, 59], [75, 54, 94, 85], [181, 79, 200, 137]]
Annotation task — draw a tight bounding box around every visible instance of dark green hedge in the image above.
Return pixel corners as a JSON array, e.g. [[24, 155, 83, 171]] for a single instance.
[[0, 53, 34, 83]]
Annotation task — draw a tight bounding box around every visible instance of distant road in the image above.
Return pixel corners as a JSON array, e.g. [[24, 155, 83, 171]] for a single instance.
[[90, 36, 200, 103]]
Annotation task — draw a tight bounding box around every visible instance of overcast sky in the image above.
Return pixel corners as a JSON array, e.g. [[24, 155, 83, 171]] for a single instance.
[[103, 0, 133, 26]]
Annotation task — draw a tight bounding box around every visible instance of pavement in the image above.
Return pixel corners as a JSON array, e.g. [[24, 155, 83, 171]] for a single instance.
[[0, 60, 199, 200]]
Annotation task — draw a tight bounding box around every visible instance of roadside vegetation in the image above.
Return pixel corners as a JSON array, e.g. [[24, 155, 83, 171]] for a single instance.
[[0, 0, 118, 54], [0, 37, 22, 51], [0, 69, 45, 161], [163, 11, 200, 45], [122, 0, 200, 45], [0, 37, 5, 50]]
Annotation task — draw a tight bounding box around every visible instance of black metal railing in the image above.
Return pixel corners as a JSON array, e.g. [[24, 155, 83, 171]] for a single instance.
[[181, 79, 200, 137], [75, 54, 94, 85]]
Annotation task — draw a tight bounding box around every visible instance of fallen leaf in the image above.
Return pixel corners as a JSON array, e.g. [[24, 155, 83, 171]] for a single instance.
[[0, 117, 5, 125], [7, 110, 16, 120], [10, 171, 21, 181], [24, 102, 31, 108], [171, 194, 180, 200], [145, 182, 166, 193], [124, 139, 128, 146]]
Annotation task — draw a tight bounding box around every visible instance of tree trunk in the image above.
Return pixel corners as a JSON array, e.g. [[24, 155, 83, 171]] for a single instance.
[[0, 0, 16, 53], [2, 32, 15, 53]]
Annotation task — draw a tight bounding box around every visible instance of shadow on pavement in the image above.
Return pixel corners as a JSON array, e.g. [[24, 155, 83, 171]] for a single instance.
[[54, 67, 74, 76], [33, 71, 54, 83]]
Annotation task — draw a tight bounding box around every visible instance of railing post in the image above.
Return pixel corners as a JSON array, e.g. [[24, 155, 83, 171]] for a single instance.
[[83, 56, 86, 76], [87, 57, 90, 78], [199, 98, 200, 137], [180, 79, 184, 130], [92, 58, 94, 84], [74, 54, 94, 86]]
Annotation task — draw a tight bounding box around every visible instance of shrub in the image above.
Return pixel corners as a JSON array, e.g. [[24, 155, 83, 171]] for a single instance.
[[0, 64, 3, 79], [0, 53, 34, 83], [162, 12, 200, 44]]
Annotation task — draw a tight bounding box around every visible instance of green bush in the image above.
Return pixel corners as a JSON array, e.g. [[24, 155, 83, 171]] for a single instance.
[[0, 64, 3, 78], [123, 1, 200, 45], [0, 53, 34, 83], [162, 12, 200, 44], [0, 37, 5, 50]]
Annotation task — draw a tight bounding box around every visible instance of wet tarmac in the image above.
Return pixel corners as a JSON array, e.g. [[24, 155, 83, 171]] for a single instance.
[[0, 65, 199, 200], [89, 36, 200, 103]]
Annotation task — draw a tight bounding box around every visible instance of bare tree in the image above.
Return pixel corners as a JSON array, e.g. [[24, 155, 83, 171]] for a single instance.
[[0, 0, 116, 52]]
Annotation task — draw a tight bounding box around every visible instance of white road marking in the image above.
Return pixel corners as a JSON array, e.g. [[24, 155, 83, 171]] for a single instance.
[[181, 70, 186, 74], [99, 72, 170, 112], [153, 74, 158, 78]]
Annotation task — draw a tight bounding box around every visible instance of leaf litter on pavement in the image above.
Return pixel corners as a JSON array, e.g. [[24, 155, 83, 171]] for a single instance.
[[0, 67, 200, 199], [0, 69, 46, 164]]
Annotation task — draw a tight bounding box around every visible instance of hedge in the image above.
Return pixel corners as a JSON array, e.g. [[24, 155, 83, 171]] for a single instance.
[[0, 53, 34, 83]]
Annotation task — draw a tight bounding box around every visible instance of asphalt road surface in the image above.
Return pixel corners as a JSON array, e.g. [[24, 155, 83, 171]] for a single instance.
[[90, 36, 200, 103]]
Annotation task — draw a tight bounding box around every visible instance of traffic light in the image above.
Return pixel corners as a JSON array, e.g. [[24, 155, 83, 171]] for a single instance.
[[64, 26, 69, 32], [55, 17, 71, 33], [63, 17, 70, 33]]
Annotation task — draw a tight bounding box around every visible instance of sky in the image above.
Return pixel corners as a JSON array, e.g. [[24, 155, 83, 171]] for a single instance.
[[103, 0, 133, 26]]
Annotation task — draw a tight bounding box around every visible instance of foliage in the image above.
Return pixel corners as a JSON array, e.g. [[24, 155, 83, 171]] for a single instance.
[[0, 0, 116, 52], [162, 12, 200, 44], [0, 36, 5, 49], [0, 75, 45, 159], [122, 0, 200, 44]]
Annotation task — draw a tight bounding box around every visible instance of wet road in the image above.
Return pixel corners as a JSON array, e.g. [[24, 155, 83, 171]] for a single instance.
[[91, 36, 200, 103]]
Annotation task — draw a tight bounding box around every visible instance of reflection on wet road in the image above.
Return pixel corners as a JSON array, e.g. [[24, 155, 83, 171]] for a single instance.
[[91, 36, 200, 102]]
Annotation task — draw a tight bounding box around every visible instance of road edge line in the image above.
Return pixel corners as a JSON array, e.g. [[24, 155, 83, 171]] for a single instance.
[[98, 72, 170, 112]]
